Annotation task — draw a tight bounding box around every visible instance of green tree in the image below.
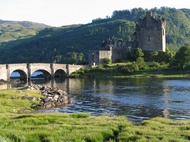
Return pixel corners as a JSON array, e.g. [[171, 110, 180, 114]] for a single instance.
[[78, 53, 84, 63], [67, 52, 77, 64], [154, 51, 171, 63], [172, 46, 190, 69], [136, 57, 149, 70], [133, 48, 144, 60], [54, 55, 62, 63]]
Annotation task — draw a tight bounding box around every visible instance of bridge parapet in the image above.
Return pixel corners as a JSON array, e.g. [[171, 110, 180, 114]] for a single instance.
[[67, 65, 87, 75], [53, 64, 67, 72], [0, 63, 86, 81], [0, 65, 7, 80], [29, 63, 52, 74]]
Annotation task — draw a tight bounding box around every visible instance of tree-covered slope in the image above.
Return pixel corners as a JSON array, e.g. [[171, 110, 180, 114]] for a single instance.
[[1, 7, 190, 64], [0, 20, 49, 42], [112, 7, 190, 50], [0, 20, 135, 63]]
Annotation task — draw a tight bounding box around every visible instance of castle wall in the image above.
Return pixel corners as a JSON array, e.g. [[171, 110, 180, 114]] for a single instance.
[[88, 50, 112, 65], [111, 47, 129, 62], [135, 11, 166, 52], [88, 47, 129, 65], [88, 11, 167, 65], [162, 28, 166, 52], [99, 50, 112, 63], [88, 50, 99, 66], [137, 28, 165, 51]]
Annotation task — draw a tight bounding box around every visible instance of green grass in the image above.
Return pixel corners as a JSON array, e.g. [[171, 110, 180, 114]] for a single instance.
[[0, 89, 41, 114], [0, 22, 48, 43], [119, 117, 190, 142], [71, 63, 190, 79], [1, 89, 190, 141]]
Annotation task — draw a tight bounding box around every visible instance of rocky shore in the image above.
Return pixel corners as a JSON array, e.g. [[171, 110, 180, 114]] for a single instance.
[[21, 85, 73, 110], [0, 79, 8, 84]]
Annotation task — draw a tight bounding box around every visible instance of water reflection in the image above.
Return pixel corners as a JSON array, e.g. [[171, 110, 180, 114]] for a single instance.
[[3, 78, 190, 122]]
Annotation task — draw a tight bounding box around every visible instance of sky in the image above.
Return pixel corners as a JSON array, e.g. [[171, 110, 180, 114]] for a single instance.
[[0, 0, 190, 27]]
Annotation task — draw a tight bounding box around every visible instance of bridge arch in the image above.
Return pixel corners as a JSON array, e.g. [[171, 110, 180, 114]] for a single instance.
[[54, 69, 67, 79], [0, 63, 86, 81], [31, 69, 52, 80], [10, 69, 27, 82]]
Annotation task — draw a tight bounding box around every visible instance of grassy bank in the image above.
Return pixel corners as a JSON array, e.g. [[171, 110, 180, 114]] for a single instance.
[[71, 63, 190, 79], [1, 89, 190, 141]]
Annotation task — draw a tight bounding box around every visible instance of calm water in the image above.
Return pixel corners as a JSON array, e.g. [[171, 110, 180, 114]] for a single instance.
[[4, 78, 190, 122]]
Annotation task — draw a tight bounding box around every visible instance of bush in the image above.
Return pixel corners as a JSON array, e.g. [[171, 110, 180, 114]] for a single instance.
[[171, 46, 190, 69], [118, 62, 139, 73], [133, 48, 144, 60], [136, 57, 149, 70], [102, 58, 112, 64]]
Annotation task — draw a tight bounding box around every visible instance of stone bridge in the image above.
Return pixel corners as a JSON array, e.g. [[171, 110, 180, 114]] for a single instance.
[[0, 63, 86, 81]]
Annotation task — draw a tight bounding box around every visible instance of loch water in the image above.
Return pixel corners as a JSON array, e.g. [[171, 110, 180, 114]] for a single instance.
[[3, 78, 190, 122]]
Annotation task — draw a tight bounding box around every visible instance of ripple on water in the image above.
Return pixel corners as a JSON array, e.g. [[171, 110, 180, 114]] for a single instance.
[[13, 78, 190, 123]]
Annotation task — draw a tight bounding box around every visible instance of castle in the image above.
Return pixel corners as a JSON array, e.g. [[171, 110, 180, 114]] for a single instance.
[[88, 11, 166, 65]]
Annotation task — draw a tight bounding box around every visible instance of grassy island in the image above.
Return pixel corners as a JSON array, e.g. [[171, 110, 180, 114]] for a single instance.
[[1, 89, 190, 142]]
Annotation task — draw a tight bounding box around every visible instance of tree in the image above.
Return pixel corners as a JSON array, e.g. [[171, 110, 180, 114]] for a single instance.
[[136, 57, 148, 70], [172, 46, 190, 69], [67, 52, 77, 64], [154, 51, 171, 63], [133, 48, 144, 60], [77, 53, 85, 63]]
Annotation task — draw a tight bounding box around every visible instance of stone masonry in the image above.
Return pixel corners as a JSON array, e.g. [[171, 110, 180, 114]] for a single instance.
[[88, 11, 166, 65]]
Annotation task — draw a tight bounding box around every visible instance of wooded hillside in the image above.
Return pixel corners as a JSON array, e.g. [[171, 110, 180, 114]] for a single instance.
[[1, 7, 190, 64]]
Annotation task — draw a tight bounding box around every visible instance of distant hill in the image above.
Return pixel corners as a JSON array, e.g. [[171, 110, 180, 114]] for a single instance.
[[1, 7, 190, 64], [0, 20, 50, 42]]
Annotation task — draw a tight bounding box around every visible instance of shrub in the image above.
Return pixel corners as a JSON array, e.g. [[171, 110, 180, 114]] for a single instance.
[[118, 62, 139, 73], [102, 58, 112, 65], [136, 57, 149, 70]]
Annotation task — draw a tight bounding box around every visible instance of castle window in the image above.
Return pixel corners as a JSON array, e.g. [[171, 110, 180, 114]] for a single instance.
[[148, 35, 151, 42]]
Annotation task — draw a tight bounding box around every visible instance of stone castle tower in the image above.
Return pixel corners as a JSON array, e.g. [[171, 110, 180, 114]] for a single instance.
[[88, 11, 166, 65], [133, 11, 166, 52]]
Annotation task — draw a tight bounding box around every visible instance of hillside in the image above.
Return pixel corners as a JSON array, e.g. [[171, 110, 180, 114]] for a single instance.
[[1, 7, 190, 64], [0, 20, 49, 42]]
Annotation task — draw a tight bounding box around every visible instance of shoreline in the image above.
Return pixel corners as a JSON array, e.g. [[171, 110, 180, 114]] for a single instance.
[[1, 88, 190, 141], [74, 71, 190, 79]]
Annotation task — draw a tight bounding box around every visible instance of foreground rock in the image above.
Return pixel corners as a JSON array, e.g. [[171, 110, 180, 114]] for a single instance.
[[21, 85, 73, 110], [0, 79, 7, 85]]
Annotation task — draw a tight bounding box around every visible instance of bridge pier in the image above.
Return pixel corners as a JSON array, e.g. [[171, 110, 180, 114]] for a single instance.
[[50, 63, 54, 80], [66, 64, 69, 77], [6, 64, 10, 82], [27, 63, 31, 82]]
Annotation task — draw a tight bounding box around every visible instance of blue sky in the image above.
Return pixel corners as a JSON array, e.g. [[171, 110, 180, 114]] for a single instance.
[[0, 0, 189, 27]]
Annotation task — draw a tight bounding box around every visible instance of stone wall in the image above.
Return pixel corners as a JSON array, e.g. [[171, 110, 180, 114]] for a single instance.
[[88, 49, 112, 65], [0, 65, 7, 81], [135, 11, 166, 52], [0, 63, 85, 81], [88, 11, 166, 65], [111, 47, 129, 62], [99, 50, 112, 64]]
